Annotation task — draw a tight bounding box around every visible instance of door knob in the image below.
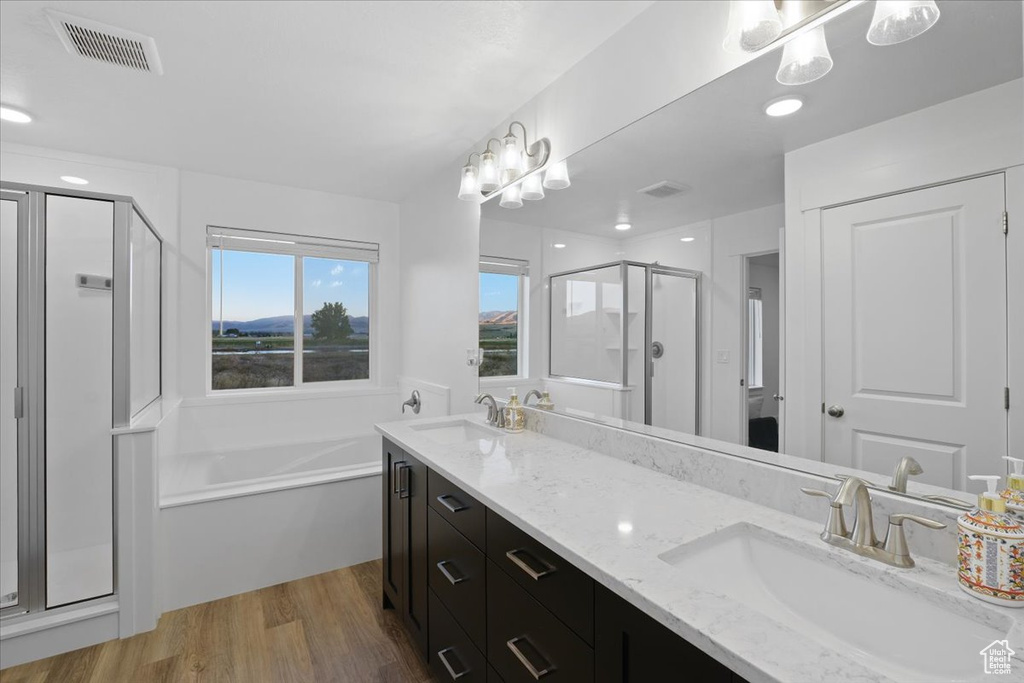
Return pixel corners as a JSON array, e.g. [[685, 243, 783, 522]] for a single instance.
[[773, 393, 784, 402], [826, 404, 845, 418]]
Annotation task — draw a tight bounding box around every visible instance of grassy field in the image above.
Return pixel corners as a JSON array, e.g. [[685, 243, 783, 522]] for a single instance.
[[211, 337, 370, 389], [479, 323, 517, 377]]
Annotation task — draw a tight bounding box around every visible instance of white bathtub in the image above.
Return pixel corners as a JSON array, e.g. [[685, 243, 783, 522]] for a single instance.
[[160, 434, 381, 508], [159, 434, 383, 610]]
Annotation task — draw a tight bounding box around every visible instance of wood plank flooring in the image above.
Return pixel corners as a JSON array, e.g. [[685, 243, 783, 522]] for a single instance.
[[0, 560, 436, 683]]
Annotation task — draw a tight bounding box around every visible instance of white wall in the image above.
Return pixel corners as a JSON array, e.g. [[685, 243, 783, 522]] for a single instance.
[[784, 79, 1024, 461], [176, 171, 403, 451]]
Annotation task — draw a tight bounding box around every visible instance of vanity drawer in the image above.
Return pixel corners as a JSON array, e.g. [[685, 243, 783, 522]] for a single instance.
[[429, 468, 487, 549], [486, 509, 594, 645], [487, 559, 594, 683], [430, 590, 487, 683], [428, 507, 487, 651]]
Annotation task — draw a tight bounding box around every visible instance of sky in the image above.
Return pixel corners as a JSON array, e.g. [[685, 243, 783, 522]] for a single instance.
[[479, 272, 518, 313], [211, 250, 369, 322]]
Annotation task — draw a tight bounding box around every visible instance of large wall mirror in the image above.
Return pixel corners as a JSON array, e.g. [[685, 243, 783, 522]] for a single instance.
[[477, 0, 1023, 508]]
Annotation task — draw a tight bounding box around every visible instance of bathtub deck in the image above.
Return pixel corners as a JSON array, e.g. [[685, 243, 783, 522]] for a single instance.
[[0, 560, 435, 683]]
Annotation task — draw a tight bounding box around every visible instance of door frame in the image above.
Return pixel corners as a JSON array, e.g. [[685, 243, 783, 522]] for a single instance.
[[739, 249, 783, 449]]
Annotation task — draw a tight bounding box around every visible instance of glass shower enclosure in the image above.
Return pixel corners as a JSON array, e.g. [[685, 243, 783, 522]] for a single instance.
[[0, 182, 161, 619], [549, 261, 700, 431]]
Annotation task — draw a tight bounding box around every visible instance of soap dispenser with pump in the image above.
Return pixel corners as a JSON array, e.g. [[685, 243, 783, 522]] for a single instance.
[[957, 475, 1024, 607], [1000, 457, 1024, 519], [504, 388, 525, 433]]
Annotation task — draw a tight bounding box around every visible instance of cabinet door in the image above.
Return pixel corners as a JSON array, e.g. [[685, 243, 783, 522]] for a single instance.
[[595, 585, 734, 683], [382, 439, 406, 611], [403, 452, 429, 658]]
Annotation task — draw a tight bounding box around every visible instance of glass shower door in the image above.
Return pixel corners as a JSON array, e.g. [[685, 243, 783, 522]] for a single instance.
[[0, 194, 23, 613], [648, 270, 699, 432]]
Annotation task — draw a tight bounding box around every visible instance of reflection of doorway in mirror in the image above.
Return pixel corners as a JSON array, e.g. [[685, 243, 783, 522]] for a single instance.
[[744, 252, 781, 452]]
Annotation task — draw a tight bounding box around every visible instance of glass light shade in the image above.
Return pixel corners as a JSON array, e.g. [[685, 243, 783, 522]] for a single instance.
[[722, 1, 783, 53], [457, 164, 479, 201], [543, 159, 571, 190], [499, 184, 523, 209], [776, 25, 833, 86], [479, 150, 500, 193], [867, 1, 940, 46], [521, 172, 545, 200], [500, 134, 525, 175]]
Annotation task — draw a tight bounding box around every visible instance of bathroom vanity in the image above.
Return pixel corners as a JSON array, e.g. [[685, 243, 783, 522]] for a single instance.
[[378, 412, 1024, 683]]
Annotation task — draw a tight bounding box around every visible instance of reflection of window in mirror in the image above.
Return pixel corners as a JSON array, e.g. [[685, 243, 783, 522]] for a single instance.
[[747, 288, 763, 390], [478, 257, 528, 379]]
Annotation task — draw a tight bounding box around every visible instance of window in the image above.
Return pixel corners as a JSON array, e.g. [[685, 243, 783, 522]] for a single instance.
[[748, 287, 763, 389], [208, 227, 377, 391], [479, 256, 528, 378]]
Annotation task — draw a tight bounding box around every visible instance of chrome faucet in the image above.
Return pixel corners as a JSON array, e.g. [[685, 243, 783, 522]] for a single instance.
[[475, 393, 505, 428], [889, 456, 923, 494], [802, 476, 946, 568], [523, 389, 543, 406]]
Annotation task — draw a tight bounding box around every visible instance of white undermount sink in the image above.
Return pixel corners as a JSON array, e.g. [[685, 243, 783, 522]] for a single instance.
[[408, 419, 500, 445], [659, 523, 1012, 682]]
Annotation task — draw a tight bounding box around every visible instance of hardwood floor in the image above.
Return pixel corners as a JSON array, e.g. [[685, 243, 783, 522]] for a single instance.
[[0, 560, 436, 683]]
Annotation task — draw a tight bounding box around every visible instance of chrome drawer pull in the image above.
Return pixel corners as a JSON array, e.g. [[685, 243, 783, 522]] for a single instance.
[[437, 494, 469, 513], [505, 548, 556, 581], [506, 636, 554, 680], [392, 461, 406, 494], [437, 647, 470, 680], [436, 560, 467, 586]]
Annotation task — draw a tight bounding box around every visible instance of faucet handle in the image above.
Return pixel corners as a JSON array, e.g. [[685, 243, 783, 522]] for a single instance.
[[889, 513, 946, 530], [800, 487, 832, 499], [801, 488, 848, 540], [883, 513, 946, 568]]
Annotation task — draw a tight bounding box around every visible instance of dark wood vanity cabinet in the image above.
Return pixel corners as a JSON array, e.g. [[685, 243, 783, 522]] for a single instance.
[[595, 585, 746, 683], [382, 441, 744, 682], [381, 439, 428, 658]]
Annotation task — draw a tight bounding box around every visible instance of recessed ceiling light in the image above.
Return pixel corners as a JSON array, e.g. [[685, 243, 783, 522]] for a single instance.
[[617, 521, 633, 534], [764, 97, 804, 117], [60, 176, 89, 185], [615, 223, 632, 231], [0, 106, 32, 123], [553, 243, 566, 249], [680, 237, 695, 242]]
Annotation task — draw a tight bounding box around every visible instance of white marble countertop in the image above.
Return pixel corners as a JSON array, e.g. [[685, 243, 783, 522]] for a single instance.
[[376, 413, 1024, 683]]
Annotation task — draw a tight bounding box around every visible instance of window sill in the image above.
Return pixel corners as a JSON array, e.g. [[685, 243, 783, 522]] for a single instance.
[[185, 384, 398, 408], [479, 376, 530, 388]]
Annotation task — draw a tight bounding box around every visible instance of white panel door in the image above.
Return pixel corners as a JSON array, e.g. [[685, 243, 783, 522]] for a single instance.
[[822, 174, 1006, 491]]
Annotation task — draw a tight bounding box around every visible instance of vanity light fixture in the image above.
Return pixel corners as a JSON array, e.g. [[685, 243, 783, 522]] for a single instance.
[[0, 105, 32, 123], [722, 0, 783, 53], [764, 96, 804, 117], [521, 172, 545, 201], [776, 25, 833, 86], [866, 1, 940, 46], [543, 159, 571, 190], [60, 176, 89, 185], [553, 243, 566, 249], [680, 237, 696, 242], [458, 121, 553, 204], [499, 183, 523, 209]]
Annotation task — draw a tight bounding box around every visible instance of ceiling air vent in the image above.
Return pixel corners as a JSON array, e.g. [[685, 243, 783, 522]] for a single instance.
[[46, 10, 163, 75], [637, 181, 688, 199]]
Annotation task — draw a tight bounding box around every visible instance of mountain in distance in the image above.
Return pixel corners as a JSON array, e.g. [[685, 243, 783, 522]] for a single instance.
[[479, 310, 517, 325], [213, 314, 369, 335]]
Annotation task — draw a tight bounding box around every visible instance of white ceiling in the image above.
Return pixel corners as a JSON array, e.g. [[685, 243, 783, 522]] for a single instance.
[[482, 0, 1023, 238], [0, 0, 653, 201]]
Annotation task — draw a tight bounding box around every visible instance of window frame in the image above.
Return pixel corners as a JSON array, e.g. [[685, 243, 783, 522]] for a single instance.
[[478, 256, 528, 383], [205, 226, 379, 395]]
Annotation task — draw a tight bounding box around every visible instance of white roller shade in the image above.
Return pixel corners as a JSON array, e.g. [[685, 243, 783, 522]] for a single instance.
[[207, 226, 379, 262], [480, 254, 529, 276]]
